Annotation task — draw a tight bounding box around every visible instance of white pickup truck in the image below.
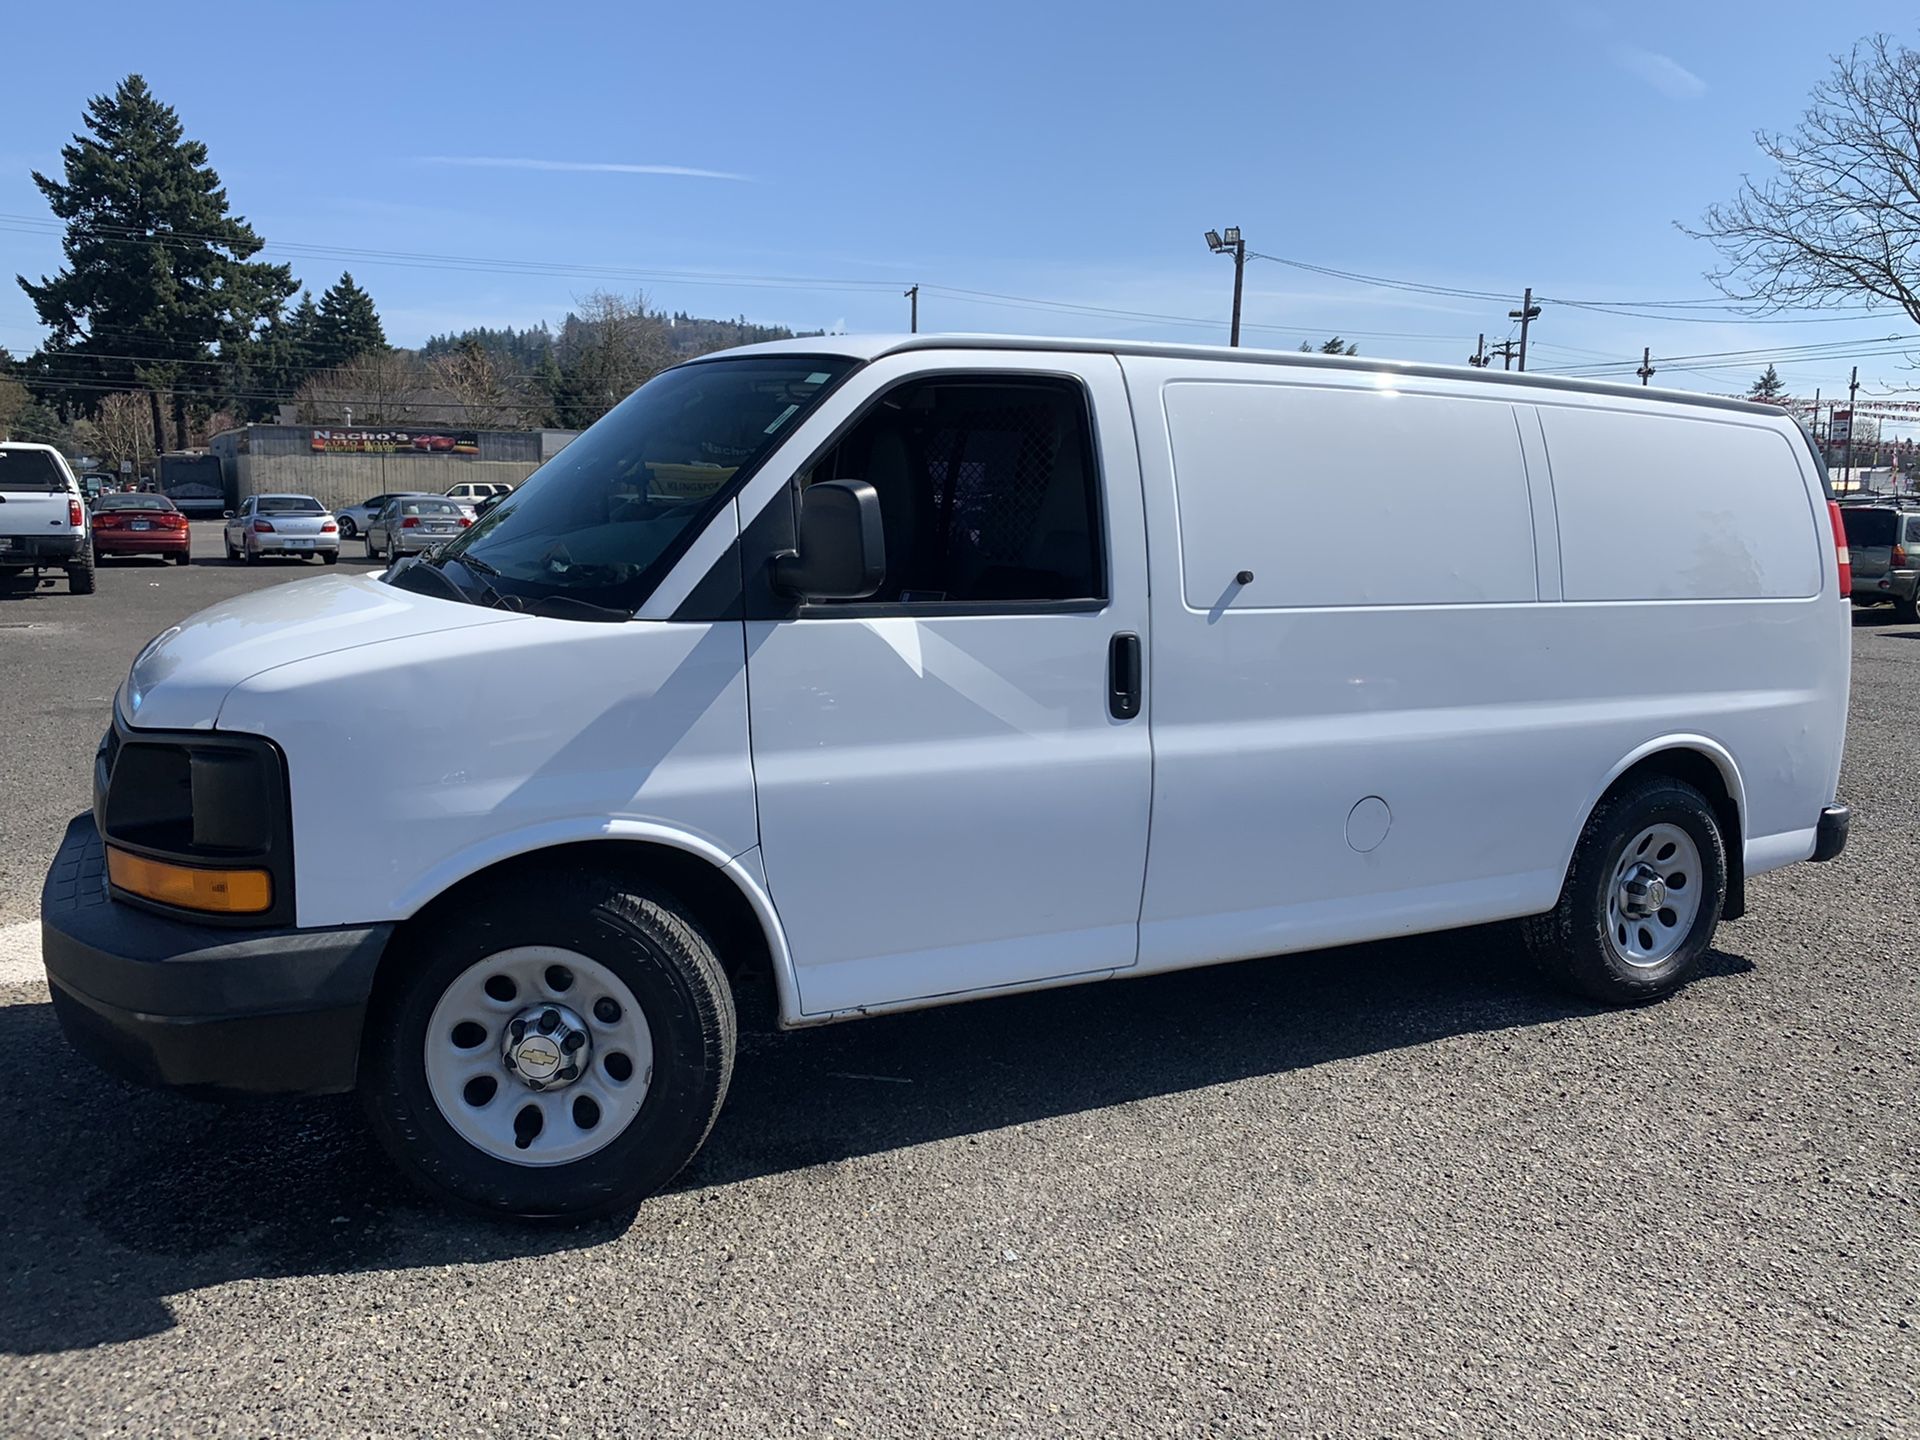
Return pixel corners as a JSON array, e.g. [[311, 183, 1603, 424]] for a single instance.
[[0, 442, 94, 594]]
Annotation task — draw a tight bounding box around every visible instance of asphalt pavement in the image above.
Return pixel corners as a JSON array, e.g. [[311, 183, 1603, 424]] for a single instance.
[[0, 532, 1914, 1437]]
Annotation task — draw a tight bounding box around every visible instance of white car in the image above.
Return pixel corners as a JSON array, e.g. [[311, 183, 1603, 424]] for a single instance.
[[45, 336, 1852, 1221], [223, 493, 340, 564], [446, 481, 512, 508]]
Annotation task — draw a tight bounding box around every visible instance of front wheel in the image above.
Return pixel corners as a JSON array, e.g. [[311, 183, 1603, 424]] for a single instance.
[[359, 870, 737, 1220], [1524, 775, 1727, 1005], [365, 537, 380, 561]]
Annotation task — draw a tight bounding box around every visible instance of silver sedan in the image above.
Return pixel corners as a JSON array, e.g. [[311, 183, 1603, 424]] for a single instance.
[[365, 496, 471, 562]]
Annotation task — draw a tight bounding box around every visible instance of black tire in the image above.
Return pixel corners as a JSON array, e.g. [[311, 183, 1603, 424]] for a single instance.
[[172, 550, 191, 566], [65, 546, 96, 595], [322, 549, 339, 565], [243, 541, 258, 565], [1895, 590, 1919, 624], [338, 517, 358, 539], [1523, 775, 1727, 1005], [360, 869, 737, 1220], [365, 537, 380, 562]]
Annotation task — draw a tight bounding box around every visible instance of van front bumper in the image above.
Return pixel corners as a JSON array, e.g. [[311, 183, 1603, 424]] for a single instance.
[[39, 814, 391, 1097]]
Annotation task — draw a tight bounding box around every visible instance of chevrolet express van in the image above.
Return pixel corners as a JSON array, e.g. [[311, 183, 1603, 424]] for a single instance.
[[42, 337, 1852, 1218]]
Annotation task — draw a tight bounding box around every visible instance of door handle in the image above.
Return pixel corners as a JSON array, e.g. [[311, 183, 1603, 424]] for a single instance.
[[1108, 632, 1142, 720]]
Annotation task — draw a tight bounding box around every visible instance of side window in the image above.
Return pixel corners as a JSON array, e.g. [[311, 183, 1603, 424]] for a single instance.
[[801, 377, 1104, 606], [1905, 516, 1920, 547]]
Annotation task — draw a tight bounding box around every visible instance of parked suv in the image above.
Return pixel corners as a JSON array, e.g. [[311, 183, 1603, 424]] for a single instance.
[[1840, 496, 1920, 621], [446, 481, 512, 507]]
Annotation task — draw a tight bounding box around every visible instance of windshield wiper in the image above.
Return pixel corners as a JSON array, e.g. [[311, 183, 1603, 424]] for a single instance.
[[429, 552, 628, 622]]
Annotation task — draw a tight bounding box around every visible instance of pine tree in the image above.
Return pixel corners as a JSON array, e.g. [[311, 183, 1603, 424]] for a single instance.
[[1747, 364, 1788, 402], [17, 75, 295, 452], [312, 272, 387, 370], [1300, 337, 1359, 356]]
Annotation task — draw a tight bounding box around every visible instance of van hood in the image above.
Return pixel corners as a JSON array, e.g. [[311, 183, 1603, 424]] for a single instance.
[[125, 571, 523, 731]]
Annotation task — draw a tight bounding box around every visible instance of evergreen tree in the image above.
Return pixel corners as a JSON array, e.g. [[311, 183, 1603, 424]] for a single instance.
[[17, 75, 294, 452], [312, 272, 387, 370], [1747, 363, 1788, 402], [1300, 337, 1359, 356]]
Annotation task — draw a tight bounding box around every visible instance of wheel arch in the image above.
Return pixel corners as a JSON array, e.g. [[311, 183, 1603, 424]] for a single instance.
[[1574, 736, 1748, 920], [374, 829, 800, 1027]]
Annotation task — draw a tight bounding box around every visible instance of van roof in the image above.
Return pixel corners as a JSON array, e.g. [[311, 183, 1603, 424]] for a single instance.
[[697, 333, 1787, 419]]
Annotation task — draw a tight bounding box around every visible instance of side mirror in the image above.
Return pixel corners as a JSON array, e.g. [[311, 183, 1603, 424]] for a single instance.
[[771, 480, 886, 600], [222, 509, 235, 519]]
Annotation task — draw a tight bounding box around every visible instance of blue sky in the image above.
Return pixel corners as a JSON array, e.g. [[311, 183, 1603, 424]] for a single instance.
[[0, 0, 1914, 430]]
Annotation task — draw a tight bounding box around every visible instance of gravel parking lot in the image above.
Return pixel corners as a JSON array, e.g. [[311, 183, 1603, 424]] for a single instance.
[[1, 526, 1914, 1437]]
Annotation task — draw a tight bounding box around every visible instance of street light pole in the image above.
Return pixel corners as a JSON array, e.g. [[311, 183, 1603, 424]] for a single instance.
[[1204, 227, 1247, 347], [905, 284, 918, 334]]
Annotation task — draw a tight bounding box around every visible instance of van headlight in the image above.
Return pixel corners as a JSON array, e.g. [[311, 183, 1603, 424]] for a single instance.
[[97, 722, 294, 925]]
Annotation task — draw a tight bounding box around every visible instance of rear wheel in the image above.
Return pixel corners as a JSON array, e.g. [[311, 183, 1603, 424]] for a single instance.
[[66, 546, 96, 595], [360, 870, 736, 1220], [243, 540, 258, 565], [1524, 775, 1727, 1005], [338, 516, 358, 539], [322, 549, 339, 565], [1895, 589, 1919, 624], [172, 549, 191, 566]]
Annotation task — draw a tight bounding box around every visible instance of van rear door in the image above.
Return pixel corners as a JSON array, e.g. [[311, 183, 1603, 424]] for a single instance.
[[740, 352, 1152, 1017]]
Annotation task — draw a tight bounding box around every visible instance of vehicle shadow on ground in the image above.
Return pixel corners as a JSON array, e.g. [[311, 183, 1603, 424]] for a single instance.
[[0, 931, 1752, 1355]]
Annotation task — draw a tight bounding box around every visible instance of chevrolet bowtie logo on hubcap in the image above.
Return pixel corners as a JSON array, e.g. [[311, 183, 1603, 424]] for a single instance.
[[502, 1004, 590, 1091]]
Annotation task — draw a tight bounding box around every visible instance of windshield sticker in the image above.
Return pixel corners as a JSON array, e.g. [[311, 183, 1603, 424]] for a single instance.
[[806, 372, 832, 385], [764, 403, 800, 435]]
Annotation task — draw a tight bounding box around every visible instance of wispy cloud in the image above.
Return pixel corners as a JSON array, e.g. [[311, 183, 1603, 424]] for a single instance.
[[416, 156, 753, 182], [1610, 44, 1707, 98]]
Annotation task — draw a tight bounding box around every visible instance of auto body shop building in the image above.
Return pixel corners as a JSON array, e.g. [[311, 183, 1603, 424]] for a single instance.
[[208, 425, 578, 512]]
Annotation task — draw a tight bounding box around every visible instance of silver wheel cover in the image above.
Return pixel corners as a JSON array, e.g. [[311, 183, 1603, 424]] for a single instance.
[[1605, 823, 1704, 969], [424, 946, 655, 1166]]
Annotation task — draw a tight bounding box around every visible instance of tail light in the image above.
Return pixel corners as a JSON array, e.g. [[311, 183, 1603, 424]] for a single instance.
[[164, 512, 188, 529], [458, 517, 472, 528], [1895, 543, 1910, 568], [252, 519, 275, 533], [68, 498, 83, 527], [92, 513, 121, 529], [321, 521, 338, 534], [1827, 501, 1852, 598], [401, 516, 419, 529]]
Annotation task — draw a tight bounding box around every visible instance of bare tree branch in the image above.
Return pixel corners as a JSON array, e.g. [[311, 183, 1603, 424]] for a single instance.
[[1687, 34, 1920, 325]]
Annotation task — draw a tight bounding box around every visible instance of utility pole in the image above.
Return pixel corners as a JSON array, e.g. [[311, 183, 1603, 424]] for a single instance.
[[1203, 227, 1247, 347], [1467, 334, 1489, 368], [1845, 366, 1859, 480], [1508, 288, 1541, 371], [904, 285, 918, 334], [1489, 338, 1520, 370], [1636, 347, 1655, 386]]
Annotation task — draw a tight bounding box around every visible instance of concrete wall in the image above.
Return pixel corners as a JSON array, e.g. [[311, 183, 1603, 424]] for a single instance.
[[210, 426, 578, 513]]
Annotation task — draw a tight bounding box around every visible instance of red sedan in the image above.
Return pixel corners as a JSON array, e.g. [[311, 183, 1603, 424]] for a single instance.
[[89, 493, 192, 564]]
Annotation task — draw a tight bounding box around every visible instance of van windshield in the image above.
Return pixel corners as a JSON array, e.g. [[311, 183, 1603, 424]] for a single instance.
[[428, 356, 856, 614]]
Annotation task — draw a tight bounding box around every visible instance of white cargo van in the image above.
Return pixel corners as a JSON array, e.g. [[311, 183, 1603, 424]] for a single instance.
[[42, 337, 1852, 1218]]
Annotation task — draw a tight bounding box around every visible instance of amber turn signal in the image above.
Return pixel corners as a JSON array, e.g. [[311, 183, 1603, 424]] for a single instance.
[[106, 847, 272, 915]]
